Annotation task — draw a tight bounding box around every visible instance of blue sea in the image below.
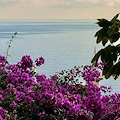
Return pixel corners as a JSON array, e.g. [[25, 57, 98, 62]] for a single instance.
[[0, 19, 120, 94]]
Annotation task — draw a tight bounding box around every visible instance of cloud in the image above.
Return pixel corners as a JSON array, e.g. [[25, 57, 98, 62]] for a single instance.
[[31, 0, 71, 7], [0, 0, 119, 19], [0, 0, 71, 8], [1, 0, 24, 1], [30, 0, 120, 8], [0, 0, 120, 8], [75, 0, 120, 7], [76, 0, 100, 4], [104, 0, 120, 6], [0, 0, 24, 7]]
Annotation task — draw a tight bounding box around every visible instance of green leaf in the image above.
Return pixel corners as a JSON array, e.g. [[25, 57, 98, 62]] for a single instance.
[[111, 53, 117, 62], [96, 36, 102, 44], [105, 62, 120, 79], [91, 49, 103, 64], [102, 37, 108, 46], [95, 28, 108, 44], [105, 65, 115, 79], [96, 18, 111, 28], [114, 75, 119, 80], [95, 28, 103, 37], [102, 46, 116, 66], [115, 62, 120, 73], [107, 22, 119, 36], [111, 13, 120, 21], [103, 64, 111, 76], [101, 49, 106, 62], [109, 33, 120, 43]]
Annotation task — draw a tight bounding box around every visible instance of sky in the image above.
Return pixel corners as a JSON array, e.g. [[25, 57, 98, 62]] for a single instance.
[[0, 0, 119, 19]]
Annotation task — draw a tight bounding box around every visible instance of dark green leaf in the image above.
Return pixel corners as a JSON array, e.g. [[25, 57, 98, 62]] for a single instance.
[[91, 49, 103, 64], [96, 18, 111, 28], [111, 13, 120, 21], [105, 65, 115, 79], [101, 49, 106, 62], [96, 36, 102, 44], [95, 28, 108, 44], [103, 64, 111, 76], [102, 37, 108, 46], [109, 33, 120, 43]]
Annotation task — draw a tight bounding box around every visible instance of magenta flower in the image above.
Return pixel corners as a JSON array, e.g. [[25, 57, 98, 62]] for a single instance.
[[0, 55, 7, 65], [38, 111, 45, 118], [24, 96, 33, 103], [35, 57, 45, 66], [51, 75, 58, 81], [15, 92, 24, 101], [10, 101, 19, 108], [0, 95, 3, 101], [0, 55, 120, 120]]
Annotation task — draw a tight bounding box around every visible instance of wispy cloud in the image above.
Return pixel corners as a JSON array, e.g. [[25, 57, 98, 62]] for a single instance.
[[104, 0, 120, 6], [1, 0, 24, 1], [0, 0, 23, 7], [0, 0, 119, 19], [74, 0, 120, 7], [31, 0, 71, 7], [0, 0, 120, 8], [30, 0, 120, 7], [76, 0, 100, 4]]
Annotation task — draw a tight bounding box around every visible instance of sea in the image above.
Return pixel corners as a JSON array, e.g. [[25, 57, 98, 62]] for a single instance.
[[0, 19, 120, 94]]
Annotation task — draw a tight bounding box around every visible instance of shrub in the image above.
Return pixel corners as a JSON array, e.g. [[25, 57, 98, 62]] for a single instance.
[[0, 55, 120, 120]]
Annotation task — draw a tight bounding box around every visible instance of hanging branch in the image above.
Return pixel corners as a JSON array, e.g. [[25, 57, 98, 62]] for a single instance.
[[91, 13, 120, 79]]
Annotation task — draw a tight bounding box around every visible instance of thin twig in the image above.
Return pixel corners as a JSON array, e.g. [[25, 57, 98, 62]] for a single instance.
[[5, 32, 17, 61]]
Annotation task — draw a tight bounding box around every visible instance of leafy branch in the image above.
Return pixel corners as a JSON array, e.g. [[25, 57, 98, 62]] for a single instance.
[[91, 13, 120, 79]]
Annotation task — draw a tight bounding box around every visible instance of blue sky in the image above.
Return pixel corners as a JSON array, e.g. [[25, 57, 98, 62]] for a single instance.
[[0, 0, 119, 19]]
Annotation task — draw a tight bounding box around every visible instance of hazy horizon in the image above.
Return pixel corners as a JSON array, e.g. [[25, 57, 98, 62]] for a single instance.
[[0, 0, 119, 20]]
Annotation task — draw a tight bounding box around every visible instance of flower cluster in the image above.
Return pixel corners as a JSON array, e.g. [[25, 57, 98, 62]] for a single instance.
[[35, 57, 45, 66], [18, 55, 33, 70], [82, 65, 100, 82], [0, 55, 7, 65], [0, 55, 120, 120], [95, 62, 104, 70], [0, 55, 8, 75]]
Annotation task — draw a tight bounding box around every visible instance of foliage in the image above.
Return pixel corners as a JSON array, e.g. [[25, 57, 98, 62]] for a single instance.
[[91, 13, 120, 79], [0, 55, 120, 120]]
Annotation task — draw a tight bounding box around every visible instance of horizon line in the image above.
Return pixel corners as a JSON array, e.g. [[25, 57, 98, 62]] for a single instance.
[[0, 18, 97, 20]]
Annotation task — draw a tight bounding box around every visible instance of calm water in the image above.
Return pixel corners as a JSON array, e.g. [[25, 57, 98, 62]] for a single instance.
[[0, 19, 120, 94]]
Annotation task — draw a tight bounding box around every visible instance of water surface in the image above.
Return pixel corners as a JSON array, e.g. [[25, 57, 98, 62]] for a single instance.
[[0, 19, 119, 94]]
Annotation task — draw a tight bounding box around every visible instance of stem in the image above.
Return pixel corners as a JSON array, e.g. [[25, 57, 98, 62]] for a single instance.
[[5, 32, 17, 62], [6, 39, 12, 60]]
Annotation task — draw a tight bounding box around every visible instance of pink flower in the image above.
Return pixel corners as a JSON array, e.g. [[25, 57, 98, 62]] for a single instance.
[[0, 95, 3, 101], [10, 101, 19, 108]]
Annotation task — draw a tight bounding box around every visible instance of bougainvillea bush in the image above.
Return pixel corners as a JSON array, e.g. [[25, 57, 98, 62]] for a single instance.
[[0, 55, 120, 120]]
